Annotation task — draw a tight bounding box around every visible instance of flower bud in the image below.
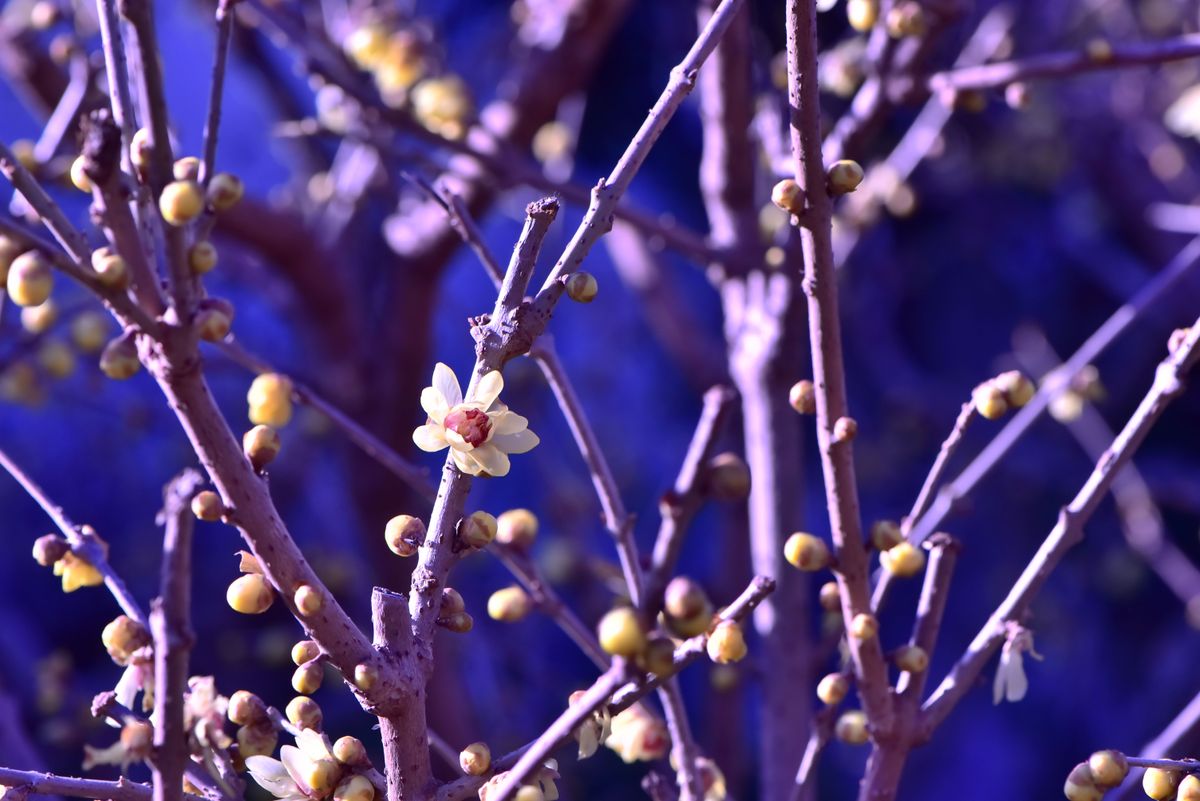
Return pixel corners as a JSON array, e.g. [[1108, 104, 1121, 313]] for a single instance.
[[70, 156, 93, 193], [816, 672, 850, 705], [248, 373, 293, 427], [292, 639, 320, 666], [880, 542, 925, 578], [207, 173, 244, 211], [191, 490, 224, 522], [32, 533, 69, 566], [7, 251, 53, 307], [120, 720, 153, 756], [37, 340, 75, 379], [566, 272, 598, 303], [846, 0, 878, 31], [159, 181, 203, 225], [441, 587, 466, 615], [598, 607, 646, 657], [99, 332, 140, 380], [665, 577, 712, 621], [789, 379, 816, 414], [1144, 768, 1181, 800], [496, 508, 538, 549], [334, 775, 375, 801], [70, 311, 108, 353], [294, 584, 323, 616], [286, 696, 323, 731], [771, 179, 805, 215], [412, 75, 474, 139], [226, 573, 274, 614], [459, 511, 497, 549], [849, 613, 878, 640], [818, 581, 841, 612], [834, 710, 869, 745], [333, 735, 367, 765], [706, 620, 747, 664], [189, 241, 218, 274], [1064, 763, 1102, 801], [487, 586, 532, 622], [130, 128, 152, 172], [440, 611, 474, 633], [243, 424, 281, 470], [1005, 82, 1030, 110], [385, 514, 425, 557], [300, 758, 340, 796], [894, 645, 928, 673], [344, 24, 389, 69], [832, 416, 857, 442], [995, 370, 1035, 408], [1087, 750, 1128, 787], [1178, 774, 1200, 801], [1086, 38, 1113, 63], [20, 300, 56, 334], [515, 788, 544, 801], [227, 690, 267, 726], [973, 382, 1007, 420], [196, 297, 234, 342], [173, 158, 201, 182], [354, 662, 379, 691], [784, 532, 831, 571], [706, 452, 751, 501], [102, 615, 150, 664], [460, 742, 491, 776], [292, 661, 323, 695], [91, 248, 128, 289], [827, 160, 864, 194], [237, 722, 277, 757], [639, 635, 676, 676]]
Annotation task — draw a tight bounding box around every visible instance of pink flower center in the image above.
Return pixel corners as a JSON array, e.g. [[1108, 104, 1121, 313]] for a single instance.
[[443, 407, 491, 447]]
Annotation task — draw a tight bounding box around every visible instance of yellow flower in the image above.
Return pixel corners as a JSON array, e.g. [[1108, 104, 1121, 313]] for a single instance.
[[604, 705, 669, 763], [413, 363, 538, 477], [52, 551, 103, 592]]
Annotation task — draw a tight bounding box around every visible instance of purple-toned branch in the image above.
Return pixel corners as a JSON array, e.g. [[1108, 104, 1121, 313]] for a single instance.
[[895, 534, 959, 706], [0, 444, 145, 626], [660, 681, 705, 801], [922, 318, 1200, 735], [0, 768, 203, 801], [785, 0, 893, 733], [33, 55, 89, 164], [199, 0, 236, 186], [151, 469, 203, 801]]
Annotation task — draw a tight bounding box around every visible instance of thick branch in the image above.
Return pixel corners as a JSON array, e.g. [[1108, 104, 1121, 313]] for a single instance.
[[0, 769, 202, 801]]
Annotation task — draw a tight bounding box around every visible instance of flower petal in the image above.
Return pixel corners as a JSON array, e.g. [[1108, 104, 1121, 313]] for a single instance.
[[420, 387, 449, 422], [295, 728, 335, 761], [433, 362, 462, 407], [444, 426, 470, 452], [489, 410, 528, 435], [470, 444, 511, 477], [413, 424, 448, 452], [492, 429, 539, 455], [471, 370, 504, 408], [247, 756, 302, 798], [451, 448, 482, 475]]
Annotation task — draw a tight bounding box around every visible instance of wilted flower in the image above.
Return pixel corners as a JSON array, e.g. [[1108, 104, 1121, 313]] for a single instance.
[[993, 622, 1043, 704], [413, 363, 538, 477], [604, 705, 670, 763]]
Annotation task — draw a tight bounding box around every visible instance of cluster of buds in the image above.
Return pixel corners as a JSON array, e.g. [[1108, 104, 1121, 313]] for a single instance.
[[228, 690, 277, 758], [227, 551, 276, 615], [245, 728, 374, 801], [972, 370, 1036, 421], [1062, 750, 1131, 801], [438, 587, 473, 633]]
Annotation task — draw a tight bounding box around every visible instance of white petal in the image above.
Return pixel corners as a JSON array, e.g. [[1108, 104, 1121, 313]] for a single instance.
[[280, 746, 317, 793], [420, 387, 449, 422], [451, 448, 482, 475], [246, 756, 302, 798], [444, 427, 470, 452], [295, 729, 335, 761], [413, 424, 448, 452], [489, 410, 528, 435], [470, 444, 511, 477], [471, 371, 504, 408], [492, 429, 539, 455], [433, 363, 462, 407]]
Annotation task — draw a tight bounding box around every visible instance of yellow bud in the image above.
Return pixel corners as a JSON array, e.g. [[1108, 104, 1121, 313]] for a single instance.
[[70, 156, 93, 193], [496, 508, 538, 549], [292, 661, 323, 695], [173, 157, 201, 182], [598, 607, 646, 657], [344, 24, 390, 69], [440, 611, 474, 633], [1087, 750, 1128, 788], [514, 787, 544, 801], [818, 581, 841, 612], [995, 370, 1035, 408], [834, 710, 869, 744], [849, 613, 878, 640], [846, 0, 878, 31], [870, 520, 903, 550], [639, 635, 676, 676], [299, 757, 340, 795], [973, 382, 1008, 420], [706, 620, 748, 664], [207, 173, 244, 211], [1143, 768, 1181, 800], [334, 775, 375, 801], [189, 241, 218, 274], [333, 735, 367, 765], [771, 179, 805, 215], [120, 720, 153, 756], [664, 577, 712, 621], [816, 672, 849, 705], [385, 514, 426, 557], [292, 640, 320, 666], [159, 181, 204, 226], [706, 452, 751, 501], [20, 300, 57, 334], [1178, 774, 1200, 801], [354, 662, 379, 691], [101, 615, 149, 664], [460, 742, 491, 776], [827, 160, 865, 195], [243, 424, 281, 470], [37, 339, 75, 379], [833, 416, 858, 442], [411, 75, 473, 140], [227, 690, 267, 726], [441, 587, 466, 615], [195, 298, 234, 342], [91, 249, 129, 289], [99, 333, 140, 380], [784, 532, 831, 571], [247, 373, 293, 427], [294, 584, 323, 616], [487, 585, 533, 622], [286, 696, 323, 731], [566, 272, 598, 303], [191, 491, 223, 522], [459, 511, 497, 549], [885, 2, 926, 38], [70, 311, 108, 353], [130, 128, 152, 172], [894, 645, 929, 673], [226, 573, 274, 614], [880, 542, 925, 578], [789, 379, 816, 414], [1063, 763, 1102, 801], [7, 251, 53, 307]]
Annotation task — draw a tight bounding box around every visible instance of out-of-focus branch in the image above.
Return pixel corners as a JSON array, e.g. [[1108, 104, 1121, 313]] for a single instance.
[[151, 470, 203, 801], [199, 0, 237, 186], [0, 444, 146, 626], [922, 318, 1200, 735], [660, 682, 704, 801], [895, 534, 958, 705]]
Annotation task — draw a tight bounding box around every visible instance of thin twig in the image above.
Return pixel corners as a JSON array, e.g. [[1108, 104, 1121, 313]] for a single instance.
[[895, 535, 959, 704], [0, 768, 204, 801], [199, 1, 236, 186], [922, 318, 1200, 734], [660, 681, 705, 801], [1114, 690, 1200, 800], [33, 55, 90, 164]]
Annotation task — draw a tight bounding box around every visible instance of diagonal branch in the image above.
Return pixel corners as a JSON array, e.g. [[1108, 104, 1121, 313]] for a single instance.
[[199, 0, 237, 186]]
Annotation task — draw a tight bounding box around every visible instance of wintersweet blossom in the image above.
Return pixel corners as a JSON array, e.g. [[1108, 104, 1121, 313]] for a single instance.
[[992, 623, 1043, 704], [246, 730, 345, 801], [412, 363, 538, 477], [604, 705, 670, 763]]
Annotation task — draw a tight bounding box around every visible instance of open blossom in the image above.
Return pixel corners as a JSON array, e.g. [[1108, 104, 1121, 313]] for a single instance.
[[412, 363, 538, 477], [246, 730, 344, 801]]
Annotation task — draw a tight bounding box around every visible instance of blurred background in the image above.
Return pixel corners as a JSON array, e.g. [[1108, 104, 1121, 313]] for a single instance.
[[2, 0, 1200, 799]]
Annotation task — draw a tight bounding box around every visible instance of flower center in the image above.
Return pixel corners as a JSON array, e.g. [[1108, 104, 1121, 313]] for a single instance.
[[443, 407, 491, 447]]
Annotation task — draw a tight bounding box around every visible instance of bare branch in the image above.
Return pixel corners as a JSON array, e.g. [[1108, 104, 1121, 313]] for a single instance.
[[199, 1, 237, 186], [0, 768, 203, 801]]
